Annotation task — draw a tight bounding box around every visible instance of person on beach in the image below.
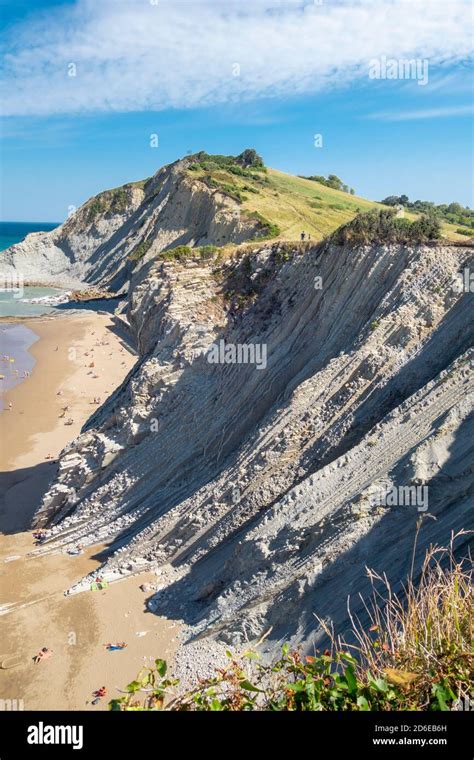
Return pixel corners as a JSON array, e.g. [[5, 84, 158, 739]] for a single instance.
[[91, 686, 107, 705], [94, 575, 107, 590], [104, 642, 127, 651], [34, 647, 53, 664], [300, 231, 305, 241]]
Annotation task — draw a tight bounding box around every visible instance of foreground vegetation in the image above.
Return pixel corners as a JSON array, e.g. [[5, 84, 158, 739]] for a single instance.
[[110, 532, 472, 711]]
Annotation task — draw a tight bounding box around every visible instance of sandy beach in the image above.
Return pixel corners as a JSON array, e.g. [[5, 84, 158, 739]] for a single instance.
[[0, 311, 178, 710]]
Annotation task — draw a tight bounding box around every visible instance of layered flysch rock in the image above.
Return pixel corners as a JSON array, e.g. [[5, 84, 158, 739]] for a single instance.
[[31, 230, 474, 665], [0, 156, 262, 290]]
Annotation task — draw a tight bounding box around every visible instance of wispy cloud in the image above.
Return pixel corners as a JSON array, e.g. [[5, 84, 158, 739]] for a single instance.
[[1, 0, 472, 117], [367, 104, 474, 121]]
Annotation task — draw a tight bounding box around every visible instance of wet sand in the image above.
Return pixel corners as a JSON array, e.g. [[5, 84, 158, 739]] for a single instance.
[[0, 323, 38, 401], [0, 312, 178, 710]]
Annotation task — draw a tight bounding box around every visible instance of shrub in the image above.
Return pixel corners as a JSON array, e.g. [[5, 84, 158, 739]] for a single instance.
[[346, 530, 473, 711], [161, 245, 193, 261], [198, 245, 218, 260], [331, 209, 441, 246], [409, 213, 442, 242], [86, 187, 130, 223], [381, 195, 474, 228], [301, 174, 354, 193], [190, 149, 265, 173], [128, 240, 152, 261], [109, 188, 128, 213]]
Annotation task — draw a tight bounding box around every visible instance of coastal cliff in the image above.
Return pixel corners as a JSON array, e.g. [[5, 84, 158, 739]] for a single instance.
[[30, 231, 474, 662], [3, 151, 472, 671], [0, 155, 264, 290]]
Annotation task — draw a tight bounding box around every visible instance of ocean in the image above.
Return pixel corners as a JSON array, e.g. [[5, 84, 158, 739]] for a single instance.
[[0, 221, 65, 317], [0, 221, 59, 252]]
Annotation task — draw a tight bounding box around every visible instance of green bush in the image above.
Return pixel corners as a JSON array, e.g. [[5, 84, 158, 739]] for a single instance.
[[301, 174, 354, 193], [86, 186, 130, 222], [381, 195, 474, 229], [409, 213, 442, 241], [191, 149, 265, 172], [109, 188, 128, 213], [161, 245, 193, 261], [331, 209, 441, 245], [198, 245, 218, 260], [128, 240, 152, 261]]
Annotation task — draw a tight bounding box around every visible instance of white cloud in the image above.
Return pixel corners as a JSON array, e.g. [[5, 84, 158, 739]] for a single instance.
[[367, 104, 474, 121], [1, 0, 472, 116]]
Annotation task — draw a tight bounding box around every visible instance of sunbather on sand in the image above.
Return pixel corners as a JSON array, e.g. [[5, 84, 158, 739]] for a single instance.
[[91, 686, 107, 705], [34, 647, 53, 664], [104, 642, 127, 651]]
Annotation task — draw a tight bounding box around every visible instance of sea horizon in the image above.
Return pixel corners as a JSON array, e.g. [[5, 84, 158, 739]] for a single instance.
[[0, 220, 60, 252]]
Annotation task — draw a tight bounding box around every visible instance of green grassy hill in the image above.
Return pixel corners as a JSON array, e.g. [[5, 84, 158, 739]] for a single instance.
[[186, 154, 465, 243]]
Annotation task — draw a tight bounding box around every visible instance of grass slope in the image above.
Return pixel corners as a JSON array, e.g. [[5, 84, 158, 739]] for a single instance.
[[187, 162, 464, 243]]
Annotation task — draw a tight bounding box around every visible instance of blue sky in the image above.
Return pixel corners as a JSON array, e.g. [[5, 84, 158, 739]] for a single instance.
[[1, 0, 472, 222]]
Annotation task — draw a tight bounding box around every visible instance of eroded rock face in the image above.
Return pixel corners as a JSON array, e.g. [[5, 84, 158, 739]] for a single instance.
[[0, 157, 261, 290], [33, 237, 474, 664]]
